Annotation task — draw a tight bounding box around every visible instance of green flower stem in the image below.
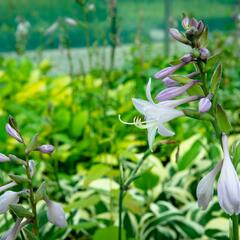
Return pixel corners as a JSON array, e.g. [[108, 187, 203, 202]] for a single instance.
[[25, 153, 39, 238], [118, 149, 151, 240], [232, 215, 239, 240]]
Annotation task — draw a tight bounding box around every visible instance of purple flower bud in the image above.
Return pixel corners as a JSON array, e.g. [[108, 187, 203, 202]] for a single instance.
[[180, 53, 193, 63], [45, 22, 59, 36], [156, 80, 198, 101], [0, 153, 10, 163], [199, 48, 210, 60], [197, 20, 204, 36], [198, 97, 212, 113], [5, 124, 24, 143], [190, 18, 199, 28], [169, 28, 190, 45], [182, 16, 190, 29], [37, 144, 54, 154], [162, 77, 178, 87], [187, 72, 200, 79], [154, 62, 186, 79]]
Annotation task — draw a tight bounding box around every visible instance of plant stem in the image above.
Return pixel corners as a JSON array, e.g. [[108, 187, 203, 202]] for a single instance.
[[25, 154, 39, 238], [118, 185, 123, 240], [232, 215, 239, 240], [118, 149, 151, 240]]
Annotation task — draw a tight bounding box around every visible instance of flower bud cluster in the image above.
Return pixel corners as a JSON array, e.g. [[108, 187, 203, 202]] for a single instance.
[[0, 116, 67, 238]]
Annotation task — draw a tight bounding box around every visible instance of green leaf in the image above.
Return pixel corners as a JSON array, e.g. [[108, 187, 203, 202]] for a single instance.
[[25, 134, 39, 154], [199, 26, 208, 47], [177, 140, 202, 170], [187, 83, 205, 96], [210, 63, 222, 94], [170, 75, 192, 84], [231, 141, 240, 168], [216, 104, 232, 133], [70, 110, 88, 138], [206, 52, 221, 71], [9, 204, 33, 218], [9, 174, 30, 184], [83, 164, 110, 187], [65, 194, 100, 212], [93, 226, 126, 240], [35, 181, 47, 202], [134, 170, 159, 191]]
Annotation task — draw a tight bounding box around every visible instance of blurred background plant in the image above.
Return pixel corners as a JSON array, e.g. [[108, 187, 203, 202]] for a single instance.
[[0, 0, 239, 239]]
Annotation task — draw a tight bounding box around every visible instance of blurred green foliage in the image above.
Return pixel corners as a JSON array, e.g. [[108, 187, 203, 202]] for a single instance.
[[0, 0, 236, 51]]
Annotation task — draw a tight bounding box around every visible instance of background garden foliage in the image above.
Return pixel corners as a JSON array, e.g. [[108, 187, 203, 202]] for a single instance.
[[0, 0, 239, 239]]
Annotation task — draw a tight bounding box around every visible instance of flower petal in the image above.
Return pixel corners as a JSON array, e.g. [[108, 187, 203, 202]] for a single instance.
[[157, 124, 175, 137], [217, 134, 240, 215], [197, 161, 222, 209], [147, 125, 158, 151]]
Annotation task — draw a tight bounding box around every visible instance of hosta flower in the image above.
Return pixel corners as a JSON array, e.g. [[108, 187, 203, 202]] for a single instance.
[[0, 191, 19, 214], [0, 153, 10, 162], [162, 77, 178, 87], [0, 182, 17, 193], [199, 48, 210, 60], [5, 123, 23, 143], [120, 79, 198, 150], [1, 218, 22, 240], [154, 54, 193, 79], [197, 134, 240, 215], [156, 80, 198, 101], [37, 144, 54, 154], [217, 134, 240, 215], [46, 200, 67, 227], [197, 161, 222, 209], [198, 95, 212, 113]]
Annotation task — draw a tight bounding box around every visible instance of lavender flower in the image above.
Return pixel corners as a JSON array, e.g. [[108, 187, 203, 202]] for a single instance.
[[0, 153, 10, 162], [198, 96, 212, 113], [37, 144, 55, 154], [217, 134, 240, 215], [120, 79, 198, 150], [46, 200, 67, 227], [5, 124, 24, 143], [162, 77, 178, 87], [0, 191, 19, 214], [197, 161, 222, 209], [169, 28, 190, 45], [199, 48, 210, 60], [156, 80, 198, 101], [196, 134, 240, 215]]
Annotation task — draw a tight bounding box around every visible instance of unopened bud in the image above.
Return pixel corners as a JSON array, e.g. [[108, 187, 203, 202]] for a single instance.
[[37, 144, 54, 154], [198, 96, 212, 113], [162, 77, 178, 87], [182, 16, 190, 29], [5, 124, 24, 144], [169, 28, 190, 45], [199, 48, 210, 60], [0, 153, 10, 163], [46, 200, 67, 228]]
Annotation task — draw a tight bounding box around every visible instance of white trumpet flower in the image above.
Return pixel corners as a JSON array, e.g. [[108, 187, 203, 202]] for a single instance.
[[197, 161, 222, 209], [0, 191, 19, 214], [120, 78, 198, 150], [217, 134, 240, 215], [46, 200, 67, 228]]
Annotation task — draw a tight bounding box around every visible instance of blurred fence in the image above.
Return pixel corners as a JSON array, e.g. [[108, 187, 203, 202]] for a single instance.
[[0, 0, 237, 52]]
